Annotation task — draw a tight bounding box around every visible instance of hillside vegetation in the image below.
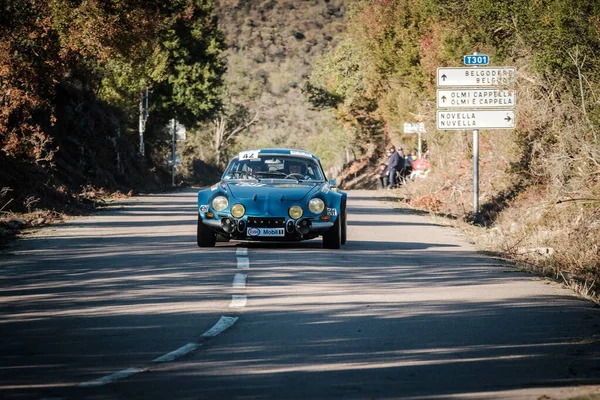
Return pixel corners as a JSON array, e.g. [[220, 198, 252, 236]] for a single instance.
[[1, 0, 350, 238], [177, 0, 351, 172], [1, 0, 226, 219], [307, 0, 600, 300]]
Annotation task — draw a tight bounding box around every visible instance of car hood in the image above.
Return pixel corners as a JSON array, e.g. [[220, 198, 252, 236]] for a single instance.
[[227, 181, 320, 202]]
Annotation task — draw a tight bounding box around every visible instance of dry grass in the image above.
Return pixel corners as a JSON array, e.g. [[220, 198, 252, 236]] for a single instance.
[[398, 58, 600, 302]]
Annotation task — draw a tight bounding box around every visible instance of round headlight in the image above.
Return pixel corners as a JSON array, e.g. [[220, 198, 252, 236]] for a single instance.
[[288, 205, 304, 220], [231, 203, 245, 218], [212, 196, 229, 212], [308, 198, 325, 214]]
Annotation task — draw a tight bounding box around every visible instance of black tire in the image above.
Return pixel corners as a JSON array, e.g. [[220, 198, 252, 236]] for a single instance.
[[197, 215, 216, 247], [216, 233, 231, 242], [340, 202, 347, 245], [323, 213, 341, 249]]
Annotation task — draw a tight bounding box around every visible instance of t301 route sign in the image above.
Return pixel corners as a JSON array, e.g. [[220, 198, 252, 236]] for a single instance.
[[437, 67, 516, 87], [463, 54, 489, 65], [436, 110, 515, 130]]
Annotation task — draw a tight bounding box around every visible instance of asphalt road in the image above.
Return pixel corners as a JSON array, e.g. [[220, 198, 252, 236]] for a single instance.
[[1, 188, 599, 400]]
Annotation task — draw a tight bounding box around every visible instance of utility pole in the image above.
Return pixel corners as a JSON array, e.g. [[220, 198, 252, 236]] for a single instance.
[[171, 117, 176, 187], [139, 87, 148, 156]]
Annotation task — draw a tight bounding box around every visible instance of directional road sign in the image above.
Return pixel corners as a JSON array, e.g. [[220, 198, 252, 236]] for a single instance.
[[436, 110, 515, 130], [437, 67, 516, 87], [436, 89, 516, 109], [463, 54, 489, 65], [403, 122, 425, 134]]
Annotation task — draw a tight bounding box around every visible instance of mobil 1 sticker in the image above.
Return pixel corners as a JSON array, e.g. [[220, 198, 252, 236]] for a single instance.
[[247, 227, 285, 237]]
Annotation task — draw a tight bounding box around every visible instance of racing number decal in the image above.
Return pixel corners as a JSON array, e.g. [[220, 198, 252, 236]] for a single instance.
[[239, 150, 260, 160]]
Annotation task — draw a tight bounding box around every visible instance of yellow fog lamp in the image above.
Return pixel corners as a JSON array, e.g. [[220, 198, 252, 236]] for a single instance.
[[288, 205, 304, 220], [231, 203, 245, 218]]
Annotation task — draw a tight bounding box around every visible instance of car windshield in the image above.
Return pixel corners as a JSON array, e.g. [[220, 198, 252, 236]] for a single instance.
[[223, 155, 325, 181]]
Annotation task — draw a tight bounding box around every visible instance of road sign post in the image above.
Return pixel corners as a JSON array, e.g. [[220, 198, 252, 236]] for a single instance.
[[403, 122, 425, 158], [171, 118, 176, 187], [436, 54, 516, 219]]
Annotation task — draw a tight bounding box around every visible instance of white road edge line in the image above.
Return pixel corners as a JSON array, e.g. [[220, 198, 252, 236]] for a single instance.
[[233, 273, 247, 288], [153, 343, 199, 363], [237, 257, 249, 269], [78, 367, 147, 388]]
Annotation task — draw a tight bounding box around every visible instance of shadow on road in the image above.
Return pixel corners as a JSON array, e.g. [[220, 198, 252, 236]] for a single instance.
[[1, 188, 599, 400]]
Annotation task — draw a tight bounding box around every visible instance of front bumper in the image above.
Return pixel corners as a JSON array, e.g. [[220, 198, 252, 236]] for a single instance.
[[202, 215, 334, 240]]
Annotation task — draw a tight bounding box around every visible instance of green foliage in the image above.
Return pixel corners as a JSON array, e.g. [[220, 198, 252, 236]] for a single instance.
[[1, 0, 227, 212], [150, 1, 226, 127], [209, 0, 351, 164], [307, 0, 600, 289], [308, 0, 600, 147]]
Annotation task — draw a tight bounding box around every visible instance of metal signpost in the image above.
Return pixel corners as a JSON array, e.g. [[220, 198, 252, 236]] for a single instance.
[[138, 87, 149, 156], [403, 122, 425, 158], [171, 118, 176, 187], [167, 119, 186, 187], [436, 55, 516, 219]]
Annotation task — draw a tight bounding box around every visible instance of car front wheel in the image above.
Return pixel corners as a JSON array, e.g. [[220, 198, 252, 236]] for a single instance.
[[340, 202, 347, 245], [323, 214, 341, 249], [197, 215, 216, 247]]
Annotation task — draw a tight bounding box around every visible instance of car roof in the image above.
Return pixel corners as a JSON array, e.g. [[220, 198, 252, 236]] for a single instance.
[[236, 148, 319, 161]]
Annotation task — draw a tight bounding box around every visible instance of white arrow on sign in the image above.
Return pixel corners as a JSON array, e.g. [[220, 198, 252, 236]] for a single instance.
[[437, 67, 516, 87], [436, 110, 516, 130], [437, 89, 516, 109]]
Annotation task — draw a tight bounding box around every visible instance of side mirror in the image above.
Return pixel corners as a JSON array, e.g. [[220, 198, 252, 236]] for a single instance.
[[328, 179, 337, 187]]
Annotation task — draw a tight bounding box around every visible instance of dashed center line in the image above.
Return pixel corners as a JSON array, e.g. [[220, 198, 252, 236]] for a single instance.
[[230, 295, 247, 308], [237, 257, 249, 269], [76, 247, 250, 390], [232, 248, 249, 308], [153, 343, 199, 363], [233, 273, 247, 288], [201, 315, 238, 338], [79, 368, 148, 388]]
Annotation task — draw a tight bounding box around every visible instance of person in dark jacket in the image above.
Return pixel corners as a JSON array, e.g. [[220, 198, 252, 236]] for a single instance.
[[378, 162, 389, 189], [387, 145, 401, 188]]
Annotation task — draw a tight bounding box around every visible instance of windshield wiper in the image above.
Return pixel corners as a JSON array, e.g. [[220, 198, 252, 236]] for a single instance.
[[254, 171, 288, 178]]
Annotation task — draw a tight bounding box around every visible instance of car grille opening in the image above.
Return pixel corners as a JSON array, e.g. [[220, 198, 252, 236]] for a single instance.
[[247, 217, 286, 228]]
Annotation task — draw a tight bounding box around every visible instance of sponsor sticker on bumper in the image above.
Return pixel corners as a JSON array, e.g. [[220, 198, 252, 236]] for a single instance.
[[247, 227, 285, 237]]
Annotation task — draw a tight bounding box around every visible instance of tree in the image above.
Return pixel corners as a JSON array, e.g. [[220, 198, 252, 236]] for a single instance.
[[212, 104, 259, 166], [149, 1, 227, 128]]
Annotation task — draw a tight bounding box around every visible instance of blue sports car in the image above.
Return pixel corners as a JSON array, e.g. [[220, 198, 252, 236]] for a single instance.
[[197, 148, 347, 249]]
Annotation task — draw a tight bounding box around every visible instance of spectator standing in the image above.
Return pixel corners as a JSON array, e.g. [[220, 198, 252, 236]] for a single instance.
[[397, 148, 406, 183], [401, 149, 414, 180], [378, 162, 389, 189], [387, 145, 401, 188]]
